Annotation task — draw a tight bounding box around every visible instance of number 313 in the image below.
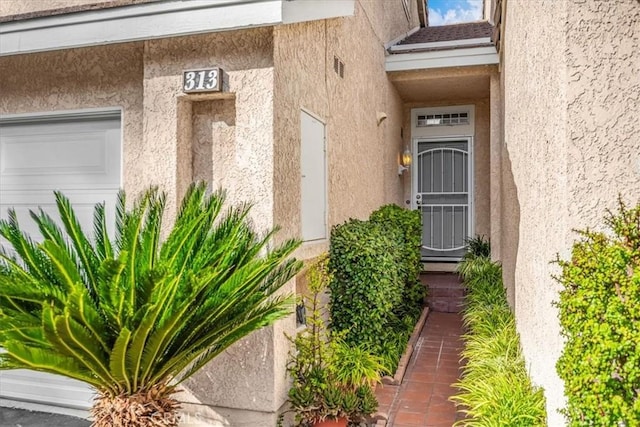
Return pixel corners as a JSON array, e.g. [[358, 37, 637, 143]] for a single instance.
[[184, 69, 219, 92]]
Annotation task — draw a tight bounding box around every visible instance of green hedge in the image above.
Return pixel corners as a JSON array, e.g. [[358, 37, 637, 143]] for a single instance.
[[328, 204, 424, 372], [328, 219, 403, 350], [556, 201, 640, 425], [452, 253, 546, 426], [370, 205, 425, 321]]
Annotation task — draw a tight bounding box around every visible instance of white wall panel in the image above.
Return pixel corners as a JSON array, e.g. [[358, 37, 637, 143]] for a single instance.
[[300, 111, 326, 241]]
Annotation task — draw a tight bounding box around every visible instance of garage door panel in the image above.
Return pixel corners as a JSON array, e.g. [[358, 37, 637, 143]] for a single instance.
[[0, 370, 94, 409], [0, 114, 120, 410], [0, 191, 119, 242], [0, 119, 120, 191]]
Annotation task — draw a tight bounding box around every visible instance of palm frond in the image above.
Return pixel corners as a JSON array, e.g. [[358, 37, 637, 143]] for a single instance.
[[3, 340, 102, 388], [0, 210, 50, 282], [54, 192, 101, 299], [93, 202, 114, 262], [0, 182, 301, 403], [109, 327, 132, 393]]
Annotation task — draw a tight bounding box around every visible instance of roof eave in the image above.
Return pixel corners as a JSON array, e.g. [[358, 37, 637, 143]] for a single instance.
[[0, 0, 355, 57], [389, 37, 493, 52], [385, 45, 499, 72]]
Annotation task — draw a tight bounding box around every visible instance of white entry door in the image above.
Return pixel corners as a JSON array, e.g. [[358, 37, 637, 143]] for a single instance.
[[0, 112, 121, 410], [413, 138, 472, 260]]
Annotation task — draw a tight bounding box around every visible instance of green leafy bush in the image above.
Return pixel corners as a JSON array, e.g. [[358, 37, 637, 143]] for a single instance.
[[287, 255, 381, 425], [457, 235, 491, 280], [555, 200, 640, 425], [465, 235, 491, 258], [328, 205, 424, 373], [452, 247, 546, 426], [370, 204, 426, 321], [328, 220, 403, 352]]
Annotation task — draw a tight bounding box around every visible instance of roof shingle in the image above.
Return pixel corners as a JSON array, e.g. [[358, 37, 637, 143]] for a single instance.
[[398, 21, 493, 45]]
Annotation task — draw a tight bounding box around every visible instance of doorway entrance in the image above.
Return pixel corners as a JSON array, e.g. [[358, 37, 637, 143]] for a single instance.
[[413, 137, 473, 261]]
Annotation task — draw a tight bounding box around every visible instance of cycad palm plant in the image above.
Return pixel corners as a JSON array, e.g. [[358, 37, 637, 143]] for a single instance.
[[0, 183, 301, 427]]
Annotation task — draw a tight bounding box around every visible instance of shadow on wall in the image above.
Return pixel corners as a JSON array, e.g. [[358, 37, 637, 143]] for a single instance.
[[192, 99, 237, 185], [501, 143, 520, 308]]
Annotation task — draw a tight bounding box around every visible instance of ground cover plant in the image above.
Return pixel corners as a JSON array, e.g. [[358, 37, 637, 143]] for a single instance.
[[328, 205, 425, 373], [555, 200, 640, 425], [0, 183, 301, 427], [286, 255, 381, 426], [451, 240, 546, 426]]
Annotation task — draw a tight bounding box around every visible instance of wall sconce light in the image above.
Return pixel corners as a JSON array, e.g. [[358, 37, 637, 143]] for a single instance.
[[398, 148, 412, 175]]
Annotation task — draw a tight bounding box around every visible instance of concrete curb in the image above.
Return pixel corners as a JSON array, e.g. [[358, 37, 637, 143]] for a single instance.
[[381, 306, 430, 387], [373, 306, 430, 427]]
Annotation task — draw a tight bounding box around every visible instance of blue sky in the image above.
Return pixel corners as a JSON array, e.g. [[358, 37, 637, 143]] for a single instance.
[[428, 0, 483, 26]]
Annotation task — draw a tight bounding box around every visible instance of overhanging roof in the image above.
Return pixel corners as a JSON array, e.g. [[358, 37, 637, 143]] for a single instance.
[[386, 21, 498, 71], [386, 46, 498, 71], [0, 0, 355, 57]]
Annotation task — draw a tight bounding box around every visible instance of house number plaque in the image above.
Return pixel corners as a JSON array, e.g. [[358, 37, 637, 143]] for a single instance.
[[182, 68, 222, 93]]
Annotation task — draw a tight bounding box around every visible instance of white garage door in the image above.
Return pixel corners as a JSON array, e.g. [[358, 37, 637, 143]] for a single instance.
[[0, 112, 121, 410]]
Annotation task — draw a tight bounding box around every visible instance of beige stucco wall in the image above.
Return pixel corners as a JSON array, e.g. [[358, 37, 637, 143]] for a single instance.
[[501, 0, 640, 424], [501, 2, 569, 423], [273, 0, 419, 259], [140, 29, 275, 223], [0, 27, 290, 426], [565, 0, 640, 230], [0, 43, 145, 192], [0, 0, 129, 17]]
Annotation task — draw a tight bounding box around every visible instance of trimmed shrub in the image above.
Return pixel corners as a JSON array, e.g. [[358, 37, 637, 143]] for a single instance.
[[370, 204, 426, 321], [329, 205, 424, 372], [452, 246, 546, 426], [555, 200, 640, 425], [328, 220, 403, 352]]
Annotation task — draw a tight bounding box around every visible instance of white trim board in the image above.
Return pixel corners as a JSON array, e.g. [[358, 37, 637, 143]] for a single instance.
[[388, 37, 492, 52], [0, 107, 122, 124], [0, 398, 90, 420], [386, 45, 498, 71], [384, 25, 421, 50], [0, 0, 354, 56]]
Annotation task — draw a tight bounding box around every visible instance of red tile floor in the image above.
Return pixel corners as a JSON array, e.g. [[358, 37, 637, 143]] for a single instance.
[[376, 312, 465, 427]]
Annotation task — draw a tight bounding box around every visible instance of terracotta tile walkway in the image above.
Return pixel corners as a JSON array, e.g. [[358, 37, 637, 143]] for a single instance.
[[376, 312, 464, 427]]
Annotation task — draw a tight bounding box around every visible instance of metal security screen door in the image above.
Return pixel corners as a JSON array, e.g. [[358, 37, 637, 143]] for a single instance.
[[414, 138, 472, 260]]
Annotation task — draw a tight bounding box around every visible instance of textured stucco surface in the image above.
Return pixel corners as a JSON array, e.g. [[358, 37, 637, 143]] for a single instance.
[[138, 29, 286, 421], [0, 26, 290, 424], [0, 43, 145, 194], [139, 29, 275, 224], [502, 2, 569, 423], [273, 0, 419, 259], [489, 73, 502, 263], [501, 0, 640, 424], [565, 0, 640, 229], [0, 0, 125, 17], [389, 66, 496, 103]]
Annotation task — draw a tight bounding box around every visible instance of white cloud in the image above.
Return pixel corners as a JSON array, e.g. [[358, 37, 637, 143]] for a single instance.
[[429, 0, 483, 26]]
